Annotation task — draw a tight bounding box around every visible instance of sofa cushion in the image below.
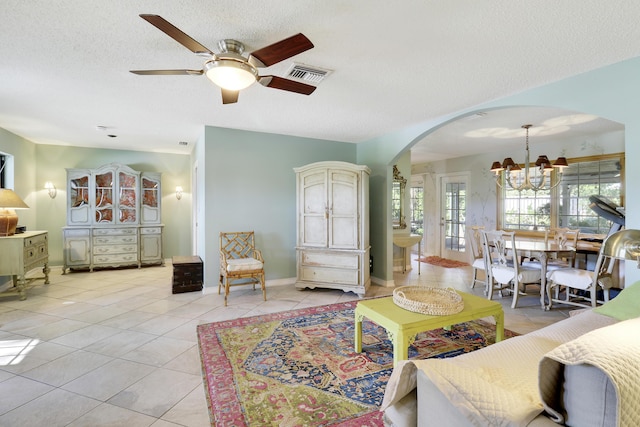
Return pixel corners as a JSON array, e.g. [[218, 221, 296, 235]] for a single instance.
[[594, 281, 640, 320], [226, 257, 263, 272], [539, 317, 640, 427], [562, 363, 617, 426]]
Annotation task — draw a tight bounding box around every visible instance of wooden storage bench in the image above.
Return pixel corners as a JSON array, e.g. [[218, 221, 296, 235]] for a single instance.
[[172, 255, 203, 294]]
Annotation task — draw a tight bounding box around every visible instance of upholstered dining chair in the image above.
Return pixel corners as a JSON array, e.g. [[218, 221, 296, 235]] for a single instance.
[[482, 230, 542, 309], [545, 227, 580, 269], [546, 229, 640, 310], [219, 231, 266, 306], [466, 225, 486, 289]]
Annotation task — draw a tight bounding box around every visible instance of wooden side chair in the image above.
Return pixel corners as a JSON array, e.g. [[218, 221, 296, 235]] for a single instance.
[[545, 229, 640, 310], [482, 230, 542, 309], [219, 231, 266, 306], [466, 225, 486, 289], [545, 227, 580, 268]]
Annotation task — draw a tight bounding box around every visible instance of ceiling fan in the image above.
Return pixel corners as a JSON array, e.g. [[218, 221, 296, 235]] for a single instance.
[[130, 14, 317, 104]]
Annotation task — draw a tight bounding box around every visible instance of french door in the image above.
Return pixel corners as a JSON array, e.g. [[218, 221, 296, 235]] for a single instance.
[[439, 174, 469, 262]]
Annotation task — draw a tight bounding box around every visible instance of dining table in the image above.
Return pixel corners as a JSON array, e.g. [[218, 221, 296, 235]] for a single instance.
[[506, 239, 576, 309]]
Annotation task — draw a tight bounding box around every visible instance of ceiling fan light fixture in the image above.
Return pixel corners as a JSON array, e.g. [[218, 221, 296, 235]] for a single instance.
[[204, 59, 257, 91]]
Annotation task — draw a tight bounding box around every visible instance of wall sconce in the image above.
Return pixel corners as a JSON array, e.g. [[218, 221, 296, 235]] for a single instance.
[[44, 182, 57, 199], [175, 186, 183, 200]]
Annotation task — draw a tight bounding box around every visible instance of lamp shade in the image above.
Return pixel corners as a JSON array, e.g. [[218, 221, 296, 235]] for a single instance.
[[490, 161, 504, 172], [553, 157, 569, 169], [0, 189, 29, 237], [0, 189, 29, 209]]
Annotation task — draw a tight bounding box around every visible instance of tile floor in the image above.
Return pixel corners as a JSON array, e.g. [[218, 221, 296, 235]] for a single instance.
[[0, 257, 574, 426]]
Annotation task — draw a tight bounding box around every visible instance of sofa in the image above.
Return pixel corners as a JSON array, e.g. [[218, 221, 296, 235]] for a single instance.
[[380, 283, 640, 426]]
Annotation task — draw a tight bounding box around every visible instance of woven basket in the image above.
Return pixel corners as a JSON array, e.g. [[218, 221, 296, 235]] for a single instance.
[[393, 286, 464, 315]]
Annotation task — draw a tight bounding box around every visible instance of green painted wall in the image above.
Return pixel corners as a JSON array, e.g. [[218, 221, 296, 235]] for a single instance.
[[197, 126, 357, 290], [0, 129, 192, 267]]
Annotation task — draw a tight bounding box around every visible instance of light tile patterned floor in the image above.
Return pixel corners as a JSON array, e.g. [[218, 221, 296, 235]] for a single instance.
[[0, 257, 573, 426]]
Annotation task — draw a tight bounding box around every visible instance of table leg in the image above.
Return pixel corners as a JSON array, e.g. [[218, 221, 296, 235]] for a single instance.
[[493, 311, 505, 342], [354, 311, 364, 352], [16, 274, 27, 301], [539, 253, 548, 310], [391, 330, 410, 367], [43, 263, 50, 285]]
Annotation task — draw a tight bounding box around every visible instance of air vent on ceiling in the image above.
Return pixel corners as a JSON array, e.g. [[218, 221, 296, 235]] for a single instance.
[[285, 63, 332, 85]]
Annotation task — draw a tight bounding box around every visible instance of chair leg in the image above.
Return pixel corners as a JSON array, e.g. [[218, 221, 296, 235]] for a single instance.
[[218, 275, 223, 295], [471, 267, 478, 288], [224, 278, 230, 307], [511, 280, 520, 309], [260, 273, 266, 301]]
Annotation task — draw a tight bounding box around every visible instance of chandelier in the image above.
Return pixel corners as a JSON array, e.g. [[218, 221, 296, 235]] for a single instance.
[[490, 124, 568, 192]]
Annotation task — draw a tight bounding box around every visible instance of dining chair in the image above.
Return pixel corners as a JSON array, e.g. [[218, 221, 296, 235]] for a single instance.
[[545, 229, 640, 309], [546, 227, 580, 268], [219, 231, 266, 306], [482, 230, 542, 309], [466, 225, 486, 289]]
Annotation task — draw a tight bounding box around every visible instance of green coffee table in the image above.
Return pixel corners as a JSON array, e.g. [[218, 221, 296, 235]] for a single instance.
[[354, 291, 504, 366]]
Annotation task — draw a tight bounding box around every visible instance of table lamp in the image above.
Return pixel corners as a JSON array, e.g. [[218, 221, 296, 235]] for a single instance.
[[0, 189, 29, 237]]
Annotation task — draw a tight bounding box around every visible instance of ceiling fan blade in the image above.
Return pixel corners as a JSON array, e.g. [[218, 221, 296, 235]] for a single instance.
[[130, 69, 203, 76], [139, 14, 213, 56], [221, 89, 239, 104], [258, 76, 316, 95], [248, 33, 313, 68]]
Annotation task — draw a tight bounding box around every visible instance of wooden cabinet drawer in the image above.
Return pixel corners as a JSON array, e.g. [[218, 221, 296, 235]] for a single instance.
[[300, 266, 359, 285], [93, 235, 137, 245], [24, 233, 47, 247], [64, 228, 90, 238], [93, 228, 137, 236], [140, 227, 162, 235], [93, 244, 137, 255], [93, 253, 138, 265], [300, 250, 359, 269]]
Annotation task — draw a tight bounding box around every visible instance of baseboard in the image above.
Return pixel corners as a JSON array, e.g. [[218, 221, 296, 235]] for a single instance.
[[371, 276, 395, 288], [201, 276, 296, 295]]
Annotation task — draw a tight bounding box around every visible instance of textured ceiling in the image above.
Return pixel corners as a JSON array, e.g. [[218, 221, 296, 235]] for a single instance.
[[0, 1, 637, 159]]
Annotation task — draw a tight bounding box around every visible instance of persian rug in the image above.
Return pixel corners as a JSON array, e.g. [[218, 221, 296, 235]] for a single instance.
[[197, 300, 515, 426], [418, 255, 470, 268]]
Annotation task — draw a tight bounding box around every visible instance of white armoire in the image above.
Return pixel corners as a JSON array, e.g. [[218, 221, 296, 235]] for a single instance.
[[294, 161, 370, 297], [62, 162, 163, 273]]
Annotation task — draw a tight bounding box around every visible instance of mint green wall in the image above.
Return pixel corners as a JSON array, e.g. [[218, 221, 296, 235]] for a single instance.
[[358, 56, 640, 285], [197, 126, 356, 290], [0, 129, 192, 267]]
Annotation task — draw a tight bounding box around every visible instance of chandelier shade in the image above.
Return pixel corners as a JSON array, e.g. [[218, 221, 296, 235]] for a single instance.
[[490, 124, 568, 192]]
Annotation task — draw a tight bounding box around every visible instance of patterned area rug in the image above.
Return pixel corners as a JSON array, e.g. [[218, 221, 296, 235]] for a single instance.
[[197, 300, 514, 426], [418, 255, 470, 268]]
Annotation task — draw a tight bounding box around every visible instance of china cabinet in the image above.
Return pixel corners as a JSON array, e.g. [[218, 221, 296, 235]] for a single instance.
[[63, 163, 163, 273], [294, 161, 370, 296]]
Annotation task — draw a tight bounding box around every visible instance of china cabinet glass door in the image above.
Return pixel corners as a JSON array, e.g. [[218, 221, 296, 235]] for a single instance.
[[118, 171, 137, 223], [141, 174, 161, 224], [68, 171, 91, 225], [95, 171, 114, 224]]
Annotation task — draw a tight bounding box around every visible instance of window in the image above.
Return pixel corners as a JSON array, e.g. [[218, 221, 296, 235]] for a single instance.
[[410, 185, 424, 235], [0, 154, 7, 188], [499, 153, 624, 235], [444, 182, 466, 251]]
